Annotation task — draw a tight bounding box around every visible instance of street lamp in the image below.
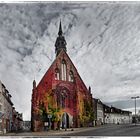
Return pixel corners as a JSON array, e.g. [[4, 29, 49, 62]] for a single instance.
[[131, 96, 140, 125]]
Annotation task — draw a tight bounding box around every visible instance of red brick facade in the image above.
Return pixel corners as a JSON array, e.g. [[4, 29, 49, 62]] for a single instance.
[[31, 22, 94, 132]]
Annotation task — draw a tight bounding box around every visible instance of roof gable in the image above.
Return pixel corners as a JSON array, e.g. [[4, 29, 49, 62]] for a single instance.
[[56, 49, 89, 92], [36, 49, 89, 93]]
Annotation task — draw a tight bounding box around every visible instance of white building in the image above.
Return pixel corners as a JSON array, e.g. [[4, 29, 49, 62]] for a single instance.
[[104, 105, 132, 124]]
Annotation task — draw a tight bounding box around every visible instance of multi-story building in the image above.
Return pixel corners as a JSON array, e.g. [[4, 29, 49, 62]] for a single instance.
[[92, 99, 132, 126], [0, 81, 23, 133], [0, 81, 13, 133], [12, 107, 23, 132], [104, 105, 132, 124], [31, 21, 94, 132], [93, 98, 104, 126]]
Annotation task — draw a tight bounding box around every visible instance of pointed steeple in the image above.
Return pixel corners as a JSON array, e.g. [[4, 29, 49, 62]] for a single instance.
[[58, 20, 62, 36], [33, 79, 36, 89], [55, 20, 67, 56]]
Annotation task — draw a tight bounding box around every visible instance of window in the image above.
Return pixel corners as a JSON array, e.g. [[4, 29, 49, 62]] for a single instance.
[[69, 71, 74, 82], [61, 94, 65, 108], [68, 94, 70, 108], [57, 93, 66, 109], [56, 89, 69, 109], [55, 68, 60, 80], [57, 95, 60, 108], [61, 60, 67, 81]]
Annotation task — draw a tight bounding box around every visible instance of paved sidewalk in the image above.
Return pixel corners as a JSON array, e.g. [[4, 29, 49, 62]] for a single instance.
[[0, 126, 98, 137]]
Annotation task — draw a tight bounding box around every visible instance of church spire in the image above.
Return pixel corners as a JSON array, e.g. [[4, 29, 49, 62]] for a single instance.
[[55, 20, 67, 56], [58, 20, 62, 36]]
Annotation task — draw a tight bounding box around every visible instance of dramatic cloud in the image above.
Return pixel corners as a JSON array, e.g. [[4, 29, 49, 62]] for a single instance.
[[0, 2, 140, 120]]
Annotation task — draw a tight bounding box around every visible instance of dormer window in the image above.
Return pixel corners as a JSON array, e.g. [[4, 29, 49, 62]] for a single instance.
[[55, 68, 60, 80], [61, 60, 67, 81], [69, 71, 74, 82]]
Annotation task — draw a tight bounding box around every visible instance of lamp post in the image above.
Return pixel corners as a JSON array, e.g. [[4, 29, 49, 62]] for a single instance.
[[131, 96, 140, 125]]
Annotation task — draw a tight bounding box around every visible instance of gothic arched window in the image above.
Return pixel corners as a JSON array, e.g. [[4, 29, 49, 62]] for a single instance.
[[56, 86, 70, 109], [57, 92, 66, 108], [61, 60, 67, 81], [69, 71, 74, 82], [61, 94, 65, 108], [55, 68, 60, 80]]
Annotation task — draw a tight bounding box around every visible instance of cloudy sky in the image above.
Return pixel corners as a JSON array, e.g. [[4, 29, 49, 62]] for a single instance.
[[1, 2, 140, 120]]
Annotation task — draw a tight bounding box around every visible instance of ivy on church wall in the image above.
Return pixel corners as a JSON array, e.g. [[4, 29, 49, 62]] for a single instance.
[[31, 51, 94, 130], [38, 88, 70, 123], [77, 91, 94, 126], [34, 79, 94, 128]]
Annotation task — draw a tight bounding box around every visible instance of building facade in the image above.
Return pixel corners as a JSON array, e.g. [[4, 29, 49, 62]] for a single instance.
[[23, 121, 31, 131], [93, 98, 104, 126], [0, 81, 13, 133], [31, 22, 94, 132], [0, 81, 23, 134], [104, 105, 132, 124], [12, 107, 23, 132]]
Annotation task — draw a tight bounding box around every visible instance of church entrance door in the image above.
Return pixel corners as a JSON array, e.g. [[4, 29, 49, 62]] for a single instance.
[[62, 113, 69, 129]]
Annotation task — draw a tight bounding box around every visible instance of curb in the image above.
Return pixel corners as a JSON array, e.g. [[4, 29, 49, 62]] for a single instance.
[[0, 126, 100, 137]]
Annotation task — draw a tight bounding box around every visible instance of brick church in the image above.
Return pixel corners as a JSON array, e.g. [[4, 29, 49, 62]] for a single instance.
[[31, 21, 94, 131]]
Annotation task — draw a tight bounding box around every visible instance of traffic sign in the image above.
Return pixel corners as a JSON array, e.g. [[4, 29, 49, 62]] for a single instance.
[[48, 114, 52, 118]]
